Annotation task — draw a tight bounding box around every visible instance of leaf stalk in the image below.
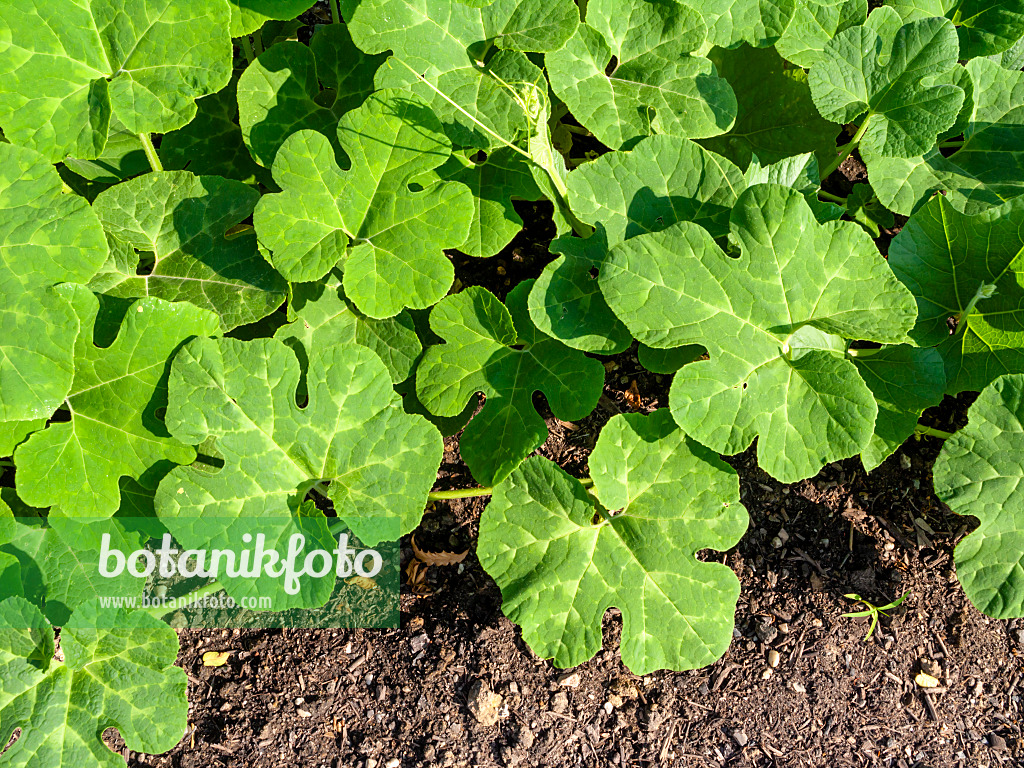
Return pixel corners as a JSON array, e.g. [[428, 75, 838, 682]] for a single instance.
[[330, 0, 342, 23], [914, 423, 955, 440], [239, 35, 256, 65], [138, 133, 163, 172], [820, 118, 872, 180]]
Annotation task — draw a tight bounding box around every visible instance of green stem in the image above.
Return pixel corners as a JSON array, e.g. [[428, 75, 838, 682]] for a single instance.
[[239, 35, 256, 64], [252, 28, 264, 56], [138, 133, 163, 172], [428, 477, 593, 501], [0, 459, 14, 468], [954, 282, 997, 339], [939, 138, 964, 149], [820, 118, 872, 180], [818, 190, 847, 204], [914, 424, 955, 440], [330, 0, 342, 23], [138, 580, 227, 620]]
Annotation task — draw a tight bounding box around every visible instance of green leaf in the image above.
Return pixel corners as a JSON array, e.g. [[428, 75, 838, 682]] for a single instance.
[[228, 0, 313, 36], [546, 0, 737, 150], [600, 184, 918, 482], [0, 597, 187, 767], [689, 0, 798, 47], [775, 0, 868, 68], [0, 515, 147, 626], [865, 57, 1024, 215], [160, 77, 267, 184], [91, 171, 286, 333], [62, 116, 148, 185], [238, 24, 386, 167], [567, 135, 746, 245], [934, 374, 1024, 617], [14, 287, 221, 517], [700, 44, 839, 170], [253, 90, 473, 318], [989, 30, 1024, 68], [528, 228, 633, 354], [478, 410, 747, 673], [349, 0, 577, 148], [156, 336, 442, 549], [886, 0, 1024, 59], [809, 15, 965, 158], [888, 195, 1024, 394], [276, 272, 422, 384], [852, 345, 946, 471], [847, 184, 896, 237], [0, 0, 232, 162], [0, 144, 109, 422], [436, 148, 547, 258], [0, 421, 44, 458], [638, 344, 707, 374], [743, 153, 845, 222], [417, 282, 605, 485]]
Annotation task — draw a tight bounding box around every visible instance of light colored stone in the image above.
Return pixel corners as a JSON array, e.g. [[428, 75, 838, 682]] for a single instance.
[[468, 681, 504, 726], [767, 650, 781, 668], [557, 672, 581, 688]]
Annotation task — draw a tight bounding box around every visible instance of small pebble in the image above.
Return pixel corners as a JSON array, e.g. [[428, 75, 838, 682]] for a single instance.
[[789, 681, 806, 693], [767, 650, 780, 668], [732, 729, 749, 747], [988, 733, 1007, 750], [557, 672, 581, 688], [603, 701, 614, 715]]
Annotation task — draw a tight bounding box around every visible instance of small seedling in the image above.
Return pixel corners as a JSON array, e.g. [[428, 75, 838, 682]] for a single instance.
[[841, 592, 909, 641]]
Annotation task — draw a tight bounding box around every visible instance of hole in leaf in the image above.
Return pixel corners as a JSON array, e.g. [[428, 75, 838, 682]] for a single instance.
[[509, 343, 526, 351], [742, 382, 748, 390], [561, 306, 568, 316], [605, 56, 618, 76], [135, 251, 156, 275], [588, 267, 599, 279], [3, 727, 22, 756], [470, 150, 488, 164]]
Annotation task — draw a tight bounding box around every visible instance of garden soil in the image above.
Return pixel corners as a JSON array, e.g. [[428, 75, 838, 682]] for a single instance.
[[112, 179, 1023, 768]]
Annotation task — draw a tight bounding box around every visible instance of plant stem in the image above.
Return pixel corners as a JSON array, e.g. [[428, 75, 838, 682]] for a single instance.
[[0, 459, 14, 468], [818, 190, 847, 204], [252, 28, 264, 56], [138, 133, 163, 172], [239, 35, 256, 64], [428, 477, 593, 501], [939, 138, 964, 149], [820, 118, 872, 180], [330, 0, 342, 23], [914, 424, 955, 440], [954, 282, 998, 339]]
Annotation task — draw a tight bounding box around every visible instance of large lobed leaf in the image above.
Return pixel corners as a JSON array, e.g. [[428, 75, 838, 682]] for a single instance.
[[348, 0, 578, 149], [156, 337, 442, 554], [809, 11, 964, 159], [546, 0, 737, 151], [0, 598, 187, 768], [0, 0, 231, 161], [0, 144, 109, 423], [91, 171, 287, 333], [888, 195, 1024, 394], [238, 24, 386, 167], [478, 410, 747, 674], [14, 287, 220, 518], [417, 282, 604, 485], [600, 184, 918, 482], [253, 90, 473, 318], [934, 374, 1024, 618]]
